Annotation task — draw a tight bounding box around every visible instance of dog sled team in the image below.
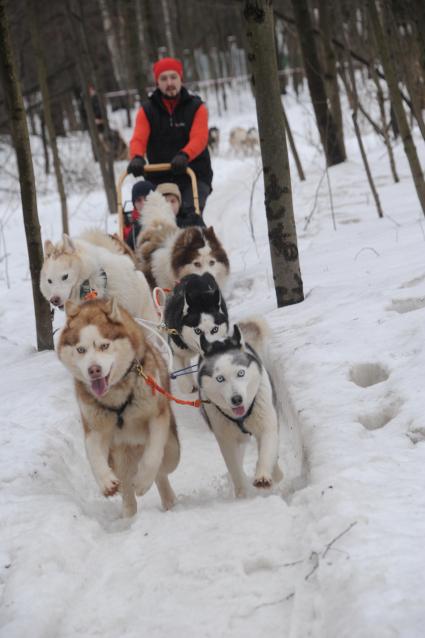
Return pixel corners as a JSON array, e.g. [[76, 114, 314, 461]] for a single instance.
[[39, 55, 282, 519]]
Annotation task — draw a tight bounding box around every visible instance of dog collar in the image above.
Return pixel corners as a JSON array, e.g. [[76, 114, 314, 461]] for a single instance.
[[214, 399, 256, 435]]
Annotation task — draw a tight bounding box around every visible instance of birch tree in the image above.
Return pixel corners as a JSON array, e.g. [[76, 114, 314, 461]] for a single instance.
[[243, 0, 304, 307]]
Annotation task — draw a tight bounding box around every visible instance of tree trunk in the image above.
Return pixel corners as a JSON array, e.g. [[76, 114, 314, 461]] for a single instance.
[[318, 0, 346, 159], [368, 0, 425, 215], [291, 0, 345, 166], [161, 0, 175, 56], [123, 0, 149, 104], [29, 0, 69, 235], [0, 0, 53, 351], [65, 0, 116, 215], [370, 66, 399, 183], [243, 0, 304, 307], [383, 3, 425, 141]]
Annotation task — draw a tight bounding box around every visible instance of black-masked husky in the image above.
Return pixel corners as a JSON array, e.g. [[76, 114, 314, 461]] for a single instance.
[[198, 321, 283, 498], [164, 273, 229, 393]]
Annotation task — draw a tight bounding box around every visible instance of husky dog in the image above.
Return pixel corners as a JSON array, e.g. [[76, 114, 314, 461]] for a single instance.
[[198, 321, 283, 497], [80, 228, 140, 267], [40, 233, 157, 322], [57, 298, 180, 517], [135, 191, 179, 289], [164, 272, 229, 393], [151, 226, 230, 291], [208, 126, 220, 155]]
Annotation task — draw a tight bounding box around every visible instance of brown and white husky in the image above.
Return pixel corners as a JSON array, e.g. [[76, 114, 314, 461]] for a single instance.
[[57, 297, 180, 517], [151, 225, 230, 291]]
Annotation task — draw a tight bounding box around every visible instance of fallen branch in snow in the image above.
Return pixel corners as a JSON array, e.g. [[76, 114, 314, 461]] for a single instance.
[[322, 521, 358, 559], [354, 247, 380, 260], [305, 521, 358, 581]]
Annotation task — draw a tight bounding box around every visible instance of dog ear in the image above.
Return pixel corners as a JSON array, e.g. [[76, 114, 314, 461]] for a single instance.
[[106, 297, 122, 323], [230, 324, 243, 349], [62, 234, 76, 254], [43, 240, 55, 258], [199, 333, 213, 356], [65, 300, 79, 318]]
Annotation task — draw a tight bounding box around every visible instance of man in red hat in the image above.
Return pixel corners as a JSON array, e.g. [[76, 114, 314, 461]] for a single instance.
[[127, 57, 212, 222]]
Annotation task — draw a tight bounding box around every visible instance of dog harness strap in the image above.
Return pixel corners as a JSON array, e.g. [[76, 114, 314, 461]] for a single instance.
[[215, 399, 256, 435], [102, 391, 134, 428], [80, 268, 108, 301]]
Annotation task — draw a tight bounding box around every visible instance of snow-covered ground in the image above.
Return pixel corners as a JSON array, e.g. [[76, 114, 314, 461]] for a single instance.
[[1, 84, 425, 637]]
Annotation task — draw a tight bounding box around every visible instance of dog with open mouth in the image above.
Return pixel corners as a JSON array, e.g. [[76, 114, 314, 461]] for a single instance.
[[197, 320, 283, 498], [57, 297, 180, 517]]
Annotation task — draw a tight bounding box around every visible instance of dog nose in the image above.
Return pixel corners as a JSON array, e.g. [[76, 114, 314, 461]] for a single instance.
[[50, 295, 61, 306], [231, 394, 243, 406], [88, 364, 102, 379]]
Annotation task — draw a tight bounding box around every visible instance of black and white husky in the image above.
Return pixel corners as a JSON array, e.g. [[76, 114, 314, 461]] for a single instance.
[[164, 272, 229, 393], [198, 321, 283, 497]]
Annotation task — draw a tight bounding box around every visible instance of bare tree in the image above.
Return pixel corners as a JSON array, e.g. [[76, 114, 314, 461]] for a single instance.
[[65, 0, 116, 214], [368, 0, 425, 216], [317, 0, 346, 159], [0, 0, 53, 351], [28, 0, 69, 235], [243, 0, 304, 307], [291, 0, 346, 166]]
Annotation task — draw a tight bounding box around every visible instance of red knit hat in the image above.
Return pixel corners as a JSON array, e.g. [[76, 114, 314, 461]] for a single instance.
[[153, 57, 183, 82]]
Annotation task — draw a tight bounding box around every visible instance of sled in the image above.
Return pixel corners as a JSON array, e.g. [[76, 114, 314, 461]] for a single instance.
[[116, 163, 201, 241]]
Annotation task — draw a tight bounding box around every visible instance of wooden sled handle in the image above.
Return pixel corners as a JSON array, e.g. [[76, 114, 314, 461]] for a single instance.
[[116, 163, 200, 240]]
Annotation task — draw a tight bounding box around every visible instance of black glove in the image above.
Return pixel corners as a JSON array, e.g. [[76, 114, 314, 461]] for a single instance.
[[127, 155, 146, 177], [170, 152, 189, 175]]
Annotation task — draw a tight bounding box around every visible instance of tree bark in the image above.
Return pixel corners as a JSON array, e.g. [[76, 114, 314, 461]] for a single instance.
[[29, 0, 69, 235], [368, 0, 425, 215], [0, 0, 53, 351], [318, 0, 346, 159], [243, 0, 304, 307], [291, 0, 345, 166]]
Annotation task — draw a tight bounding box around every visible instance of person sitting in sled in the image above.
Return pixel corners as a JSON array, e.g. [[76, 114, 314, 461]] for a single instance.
[[123, 180, 155, 250], [156, 182, 205, 229]]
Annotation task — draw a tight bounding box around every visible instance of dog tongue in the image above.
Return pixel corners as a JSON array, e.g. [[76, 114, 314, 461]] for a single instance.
[[91, 377, 108, 397], [232, 405, 245, 417]]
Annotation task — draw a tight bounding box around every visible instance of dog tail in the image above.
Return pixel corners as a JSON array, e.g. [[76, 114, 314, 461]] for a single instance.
[[79, 228, 123, 255], [238, 316, 270, 354]]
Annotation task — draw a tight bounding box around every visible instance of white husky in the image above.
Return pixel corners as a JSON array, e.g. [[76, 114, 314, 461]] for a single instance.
[[40, 233, 157, 321], [198, 320, 283, 497]]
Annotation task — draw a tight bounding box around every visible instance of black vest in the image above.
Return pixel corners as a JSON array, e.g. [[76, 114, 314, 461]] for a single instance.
[[142, 87, 213, 190]]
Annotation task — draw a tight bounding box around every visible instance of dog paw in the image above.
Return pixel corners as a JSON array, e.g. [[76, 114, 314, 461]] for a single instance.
[[101, 475, 120, 497], [161, 491, 176, 511], [253, 475, 273, 489]]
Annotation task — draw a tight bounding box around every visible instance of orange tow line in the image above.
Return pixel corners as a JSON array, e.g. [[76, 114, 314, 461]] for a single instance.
[[135, 363, 209, 409]]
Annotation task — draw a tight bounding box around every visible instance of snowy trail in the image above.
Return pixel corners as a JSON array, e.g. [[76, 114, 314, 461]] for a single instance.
[[0, 149, 310, 638]]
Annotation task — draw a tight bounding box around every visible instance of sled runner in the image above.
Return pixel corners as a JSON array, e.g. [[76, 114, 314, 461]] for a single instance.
[[116, 163, 201, 243]]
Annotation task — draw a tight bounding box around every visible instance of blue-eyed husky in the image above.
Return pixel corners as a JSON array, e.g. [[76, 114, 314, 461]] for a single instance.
[[164, 272, 229, 393], [198, 321, 283, 497]]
